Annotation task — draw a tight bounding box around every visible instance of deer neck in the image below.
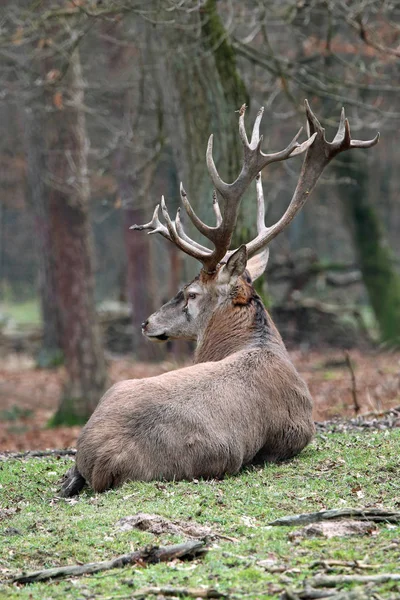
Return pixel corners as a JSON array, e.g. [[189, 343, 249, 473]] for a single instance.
[[194, 293, 286, 364]]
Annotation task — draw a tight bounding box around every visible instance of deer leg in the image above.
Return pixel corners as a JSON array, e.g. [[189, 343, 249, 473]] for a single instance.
[[60, 466, 86, 497]]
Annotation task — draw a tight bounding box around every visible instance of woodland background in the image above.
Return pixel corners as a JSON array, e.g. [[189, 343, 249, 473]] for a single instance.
[[0, 0, 400, 449]]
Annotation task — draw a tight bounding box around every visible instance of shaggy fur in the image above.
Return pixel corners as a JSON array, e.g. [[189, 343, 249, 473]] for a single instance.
[[61, 253, 314, 496]]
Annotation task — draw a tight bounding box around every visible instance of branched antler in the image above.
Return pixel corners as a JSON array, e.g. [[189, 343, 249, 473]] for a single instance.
[[233, 100, 380, 259], [131, 101, 379, 273]]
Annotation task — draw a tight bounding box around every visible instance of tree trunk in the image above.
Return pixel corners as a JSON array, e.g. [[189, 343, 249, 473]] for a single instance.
[[47, 49, 107, 424], [114, 140, 163, 362], [155, 2, 248, 225], [200, 0, 249, 181], [336, 153, 400, 346], [122, 203, 162, 361], [22, 102, 62, 365]]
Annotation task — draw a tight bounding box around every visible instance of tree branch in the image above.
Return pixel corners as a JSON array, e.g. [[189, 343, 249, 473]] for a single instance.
[[269, 508, 400, 527], [9, 540, 207, 584]]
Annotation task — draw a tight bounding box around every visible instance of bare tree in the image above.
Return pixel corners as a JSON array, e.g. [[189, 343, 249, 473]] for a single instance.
[[46, 47, 107, 424], [229, 0, 400, 344], [22, 94, 62, 364]]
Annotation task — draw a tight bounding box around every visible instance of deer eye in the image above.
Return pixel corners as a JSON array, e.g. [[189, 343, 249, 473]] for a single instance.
[[187, 292, 197, 300]]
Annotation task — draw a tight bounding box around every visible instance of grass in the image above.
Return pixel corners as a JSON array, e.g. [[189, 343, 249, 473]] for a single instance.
[[0, 405, 33, 422], [0, 430, 400, 599], [0, 300, 41, 326]]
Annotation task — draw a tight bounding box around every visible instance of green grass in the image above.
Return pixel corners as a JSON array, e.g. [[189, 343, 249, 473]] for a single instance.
[[0, 405, 33, 422], [0, 300, 41, 326], [1, 430, 400, 599]]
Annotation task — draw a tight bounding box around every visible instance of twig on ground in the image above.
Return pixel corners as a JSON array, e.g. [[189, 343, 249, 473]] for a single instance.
[[287, 586, 375, 599], [283, 590, 301, 600], [130, 586, 227, 598], [0, 449, 76, 460], [268, 508, 400, 526], [9, 540, 207, 584], [344, 351, 360, 415], [295, 590, 338, 599], [360, 405, 400, 418], [309, 573, 400, 588], [310, 560, 382, 570]]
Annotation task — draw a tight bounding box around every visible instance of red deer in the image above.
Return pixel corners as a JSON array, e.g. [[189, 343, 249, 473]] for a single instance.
[[61, 102, 378, 496]]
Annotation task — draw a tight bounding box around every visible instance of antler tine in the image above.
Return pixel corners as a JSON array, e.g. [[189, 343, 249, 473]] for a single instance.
[[240, 100, 379, 259], [255, 173, 266, 235], [175, 207, 212, 254], [330, 104, 380, 151], [130, 205, 171, 241], [206, 134, 230, 197], [332, 107, 348, 145], [131, 196, 211, 263], [238, 104, 249, 147], [159, 196, 209, 261], [179, 182, 221, 242], [250, 107, 265, 148], [259, 129, 317, 167], [212, 190, 222, 226], [304, 99, 325, 137], [223, 171, 268, 263]]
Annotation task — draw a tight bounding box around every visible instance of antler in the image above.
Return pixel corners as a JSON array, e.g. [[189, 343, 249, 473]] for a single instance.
[[228, 100, 380, 260], [131, 101, 379, 272], [131, 104, 315, 273]]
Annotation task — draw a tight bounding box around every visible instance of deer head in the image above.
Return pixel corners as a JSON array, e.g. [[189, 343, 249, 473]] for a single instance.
[[133, 101, 379, 351], [142, 247, 269, 343]]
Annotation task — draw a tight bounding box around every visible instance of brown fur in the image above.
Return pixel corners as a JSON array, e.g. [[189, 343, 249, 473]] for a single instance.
[[61, 265, 315, 496]]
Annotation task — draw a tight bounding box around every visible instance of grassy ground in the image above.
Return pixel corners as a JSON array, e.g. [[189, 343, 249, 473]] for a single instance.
[[0, 300, 41, 326], [1, 428, 400, 599]]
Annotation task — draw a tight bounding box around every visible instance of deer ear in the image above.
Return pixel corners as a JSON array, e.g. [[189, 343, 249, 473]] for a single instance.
[[218, 245, 248, 284], [246, 249, 269, 281]]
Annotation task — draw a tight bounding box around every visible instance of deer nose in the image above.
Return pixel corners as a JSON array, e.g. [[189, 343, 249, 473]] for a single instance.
[[142, 320, 149, 330]]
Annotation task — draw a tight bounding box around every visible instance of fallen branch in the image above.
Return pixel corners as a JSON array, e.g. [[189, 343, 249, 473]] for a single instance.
[[269, 508, 400, 526], [283, 590, 301, 600], [0, 449, 76, 461], [310, 573, 400, 588], [10, 540, 206, 584], [310, 559, 382, 570], [286, 587, 370, 599], [130, 586, 227, 598], [360, 405, 400, 418]]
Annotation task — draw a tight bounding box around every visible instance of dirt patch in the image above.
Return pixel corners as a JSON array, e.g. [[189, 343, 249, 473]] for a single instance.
[[116, 513, 226, 540], [0, 349, 399, 451], [289, 520, 378, 540]]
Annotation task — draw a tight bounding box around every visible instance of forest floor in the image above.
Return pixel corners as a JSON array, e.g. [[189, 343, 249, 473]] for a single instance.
[[1, 426, 400, 599], [0, 348, 399, 452]]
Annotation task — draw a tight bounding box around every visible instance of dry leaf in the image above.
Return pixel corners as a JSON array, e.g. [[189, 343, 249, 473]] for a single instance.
[[53, 92, 63, 110]]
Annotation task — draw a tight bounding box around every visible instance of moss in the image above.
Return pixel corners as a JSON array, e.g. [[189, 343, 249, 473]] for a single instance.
[[336, 154, 400, 346], [47, 396, 89, 427], [200, 0, 249, 185], [36, 347, 64, 369], [201, 0, 249, 109], [352, 203, 400, 345]]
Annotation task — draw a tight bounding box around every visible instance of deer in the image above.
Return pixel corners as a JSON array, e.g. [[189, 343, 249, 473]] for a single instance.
[[61, 101, 378, 497]]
